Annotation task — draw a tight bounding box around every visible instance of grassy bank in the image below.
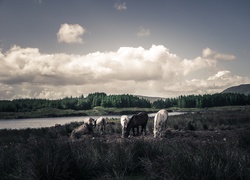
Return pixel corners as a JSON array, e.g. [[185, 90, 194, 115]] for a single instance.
[[1, 107, 250, 179], [1, 105, 249, 120], [0, 107, 159, 120]]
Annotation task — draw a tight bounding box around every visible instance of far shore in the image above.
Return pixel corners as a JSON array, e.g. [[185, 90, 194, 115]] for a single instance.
[[0, 107, 160, 120], [1, 105, 249, 120]]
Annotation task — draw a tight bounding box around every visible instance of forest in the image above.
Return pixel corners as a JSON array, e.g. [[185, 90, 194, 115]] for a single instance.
[[0, 92, 250, 112]]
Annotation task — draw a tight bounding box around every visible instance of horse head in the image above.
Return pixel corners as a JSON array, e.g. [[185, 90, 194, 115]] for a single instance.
[[124, 115, 135, 138]]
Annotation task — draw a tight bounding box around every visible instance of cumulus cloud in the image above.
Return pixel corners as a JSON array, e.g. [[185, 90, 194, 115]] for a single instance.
[[0, 45, 249, 99], [202, 48, 236, 61], [114, 2, 127, 10], [181, 70, 247, 95], [137, 26, 150, 37], [57, 23, 85, 44]]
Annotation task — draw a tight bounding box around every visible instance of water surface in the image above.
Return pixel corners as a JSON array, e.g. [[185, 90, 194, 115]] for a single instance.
[[0, 112, 185, 129]]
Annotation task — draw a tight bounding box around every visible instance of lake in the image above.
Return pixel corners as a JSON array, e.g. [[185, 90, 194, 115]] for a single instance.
[[0, 112, 186, 129]]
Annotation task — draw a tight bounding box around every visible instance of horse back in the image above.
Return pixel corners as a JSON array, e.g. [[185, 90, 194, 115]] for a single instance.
[[154, 109, 168, 125], [96, 117, 106, 126], [131, 112, 148, 126], [83, 117, 94, 125], [121, 115, 129, 127]]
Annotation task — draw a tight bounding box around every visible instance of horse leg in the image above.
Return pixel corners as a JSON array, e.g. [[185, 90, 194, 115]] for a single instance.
[[122, 127, 125, 138], [153, 123, 157, 138], [142, 125, 146, 136], [137, 126, 140, 136], [159, 123, 164, 137], [164, 121, 167, 130], [140, 125, 143, 135], [132, 128, 135, 136], [101, 125, 103, 134]]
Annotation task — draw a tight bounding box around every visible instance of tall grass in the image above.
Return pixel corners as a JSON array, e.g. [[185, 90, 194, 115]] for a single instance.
[[1, 109, 250, 179], [1, 133, 250, 179], [141, 140, 250, 179], [167, 109, 250, 131]]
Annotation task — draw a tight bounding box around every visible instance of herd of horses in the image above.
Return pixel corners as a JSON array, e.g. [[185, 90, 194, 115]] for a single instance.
[[70, 109, 168, 139]]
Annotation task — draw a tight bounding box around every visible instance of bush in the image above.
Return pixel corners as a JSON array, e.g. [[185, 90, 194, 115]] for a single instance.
[[203, 123, 208, 130], [186, 121, 196, 131]]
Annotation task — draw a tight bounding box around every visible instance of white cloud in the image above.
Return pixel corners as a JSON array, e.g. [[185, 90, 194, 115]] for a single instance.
[[0, 45, 249, 99], [57, 23, 85, 44], [202, 48, 236, 61], [114, 2, 127, 11], [207, 70, 232, 80], [182, 70, 247, 95], [157, 70, 248, 96], [137, 26, 150, 37]]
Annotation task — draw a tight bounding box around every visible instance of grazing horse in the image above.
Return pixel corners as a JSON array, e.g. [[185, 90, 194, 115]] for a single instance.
[[94, 117, 106, 134], [70, 123, 93, 139], [124, 112, 148, 138], [120, 115, 130, 138], [83, 117, 95, 126], [54, 123, 62, 128], [154, 109, 168, 138]]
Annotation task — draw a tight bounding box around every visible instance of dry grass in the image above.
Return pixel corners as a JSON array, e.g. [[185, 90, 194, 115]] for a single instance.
[[1, 108, 250, 179]]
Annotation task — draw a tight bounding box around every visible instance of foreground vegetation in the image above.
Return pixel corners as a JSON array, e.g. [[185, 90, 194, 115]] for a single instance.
[[1, 107, 250, 179]]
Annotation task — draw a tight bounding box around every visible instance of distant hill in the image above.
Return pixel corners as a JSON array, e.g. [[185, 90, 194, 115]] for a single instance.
[[222, 84, 250, 95], [136, 84, 250, 102]]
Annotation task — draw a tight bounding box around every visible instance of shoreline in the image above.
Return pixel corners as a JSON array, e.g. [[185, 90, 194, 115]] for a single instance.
[[1, 105, 249, 120], [0, 107, 160, 120]]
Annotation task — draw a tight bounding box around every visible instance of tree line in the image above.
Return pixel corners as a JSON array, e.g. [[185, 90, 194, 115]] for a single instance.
[[152, 93, 250, 108], [0, 92, 151, 112], [0, 92, 250, 112]]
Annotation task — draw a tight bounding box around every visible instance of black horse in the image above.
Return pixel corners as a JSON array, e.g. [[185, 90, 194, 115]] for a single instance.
[[124, 112, 148, 138]]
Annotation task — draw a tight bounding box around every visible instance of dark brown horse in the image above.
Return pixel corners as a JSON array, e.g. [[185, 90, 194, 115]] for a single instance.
[[124, 112, 148, 138]]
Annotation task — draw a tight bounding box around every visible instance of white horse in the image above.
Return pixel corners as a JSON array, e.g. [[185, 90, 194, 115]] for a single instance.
[[70, 123, 93, 139], [154, 109, 168, 138], [94, 117, 106, 134], [83, 117, 95, 126], [120, 115, 130, 138]]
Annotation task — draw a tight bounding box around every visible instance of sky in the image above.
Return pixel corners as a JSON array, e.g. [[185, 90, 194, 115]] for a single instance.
[[0, 0, 250, 100]]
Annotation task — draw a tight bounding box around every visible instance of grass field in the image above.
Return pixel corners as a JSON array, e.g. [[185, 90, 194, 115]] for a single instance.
[[1, 106, 250, 179]]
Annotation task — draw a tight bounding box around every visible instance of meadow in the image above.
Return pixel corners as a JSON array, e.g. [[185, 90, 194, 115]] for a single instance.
[[1, 106, 250, 179]]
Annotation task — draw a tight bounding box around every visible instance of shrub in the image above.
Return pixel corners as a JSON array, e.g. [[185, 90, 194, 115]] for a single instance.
[[173, 124, 179, 130], [203, 123, 208, 130], [186, 121, 196, 131], [28, 139, 73, 179]]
